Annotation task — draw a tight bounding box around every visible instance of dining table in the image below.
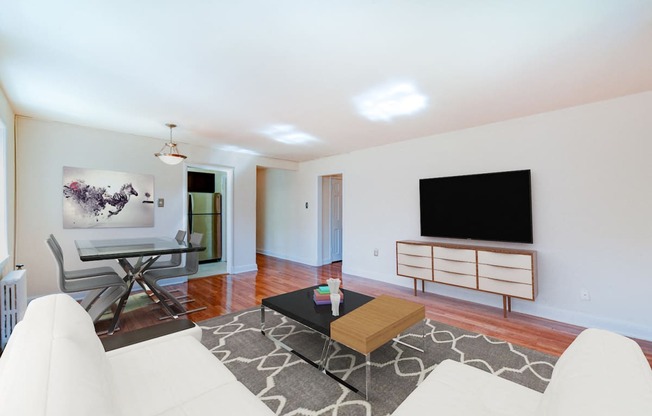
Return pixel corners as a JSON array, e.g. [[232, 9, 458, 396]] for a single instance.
[[75, 236, 205, 334]]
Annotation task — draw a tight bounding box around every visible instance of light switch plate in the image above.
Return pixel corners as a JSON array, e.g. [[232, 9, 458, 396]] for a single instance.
[[157, 198, 164, 207]]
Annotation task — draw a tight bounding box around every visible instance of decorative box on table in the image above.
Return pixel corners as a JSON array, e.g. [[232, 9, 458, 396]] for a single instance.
[[313, 286, 344, 305]]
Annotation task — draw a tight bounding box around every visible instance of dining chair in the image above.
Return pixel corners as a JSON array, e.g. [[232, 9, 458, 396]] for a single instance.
[[142, 232, 206, 318], [49, 234, 119, 280], [49, 234, 124, 310], [46, 236, 129, 323], [147, 230, 186, 270]]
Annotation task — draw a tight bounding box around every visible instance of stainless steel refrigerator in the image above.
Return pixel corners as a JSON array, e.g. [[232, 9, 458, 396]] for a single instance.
[[188, 192, 222, 263]]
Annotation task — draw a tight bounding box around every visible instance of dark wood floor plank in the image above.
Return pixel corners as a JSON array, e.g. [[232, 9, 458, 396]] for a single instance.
[[96, 254, 652, 367]]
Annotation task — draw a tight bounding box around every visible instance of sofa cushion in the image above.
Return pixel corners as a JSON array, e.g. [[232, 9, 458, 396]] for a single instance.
[[536, 328, 652, 416], [154, 382, 277, 416], [107, 335, 274, 416], [392, 359, 542, 416], [0, 294, 118, 416]]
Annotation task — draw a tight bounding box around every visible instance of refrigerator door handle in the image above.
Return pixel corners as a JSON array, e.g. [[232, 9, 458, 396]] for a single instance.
[[188, 194, 194, 234]]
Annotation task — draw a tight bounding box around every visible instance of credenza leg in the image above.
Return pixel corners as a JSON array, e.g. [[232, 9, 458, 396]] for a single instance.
[[502, 296, 507, 318], [413, 279, 417, 296], [421, 279, 425, 293]]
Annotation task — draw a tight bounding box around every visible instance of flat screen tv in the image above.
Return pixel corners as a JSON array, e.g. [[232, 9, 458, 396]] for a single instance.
[[419, 169, 533, 244]]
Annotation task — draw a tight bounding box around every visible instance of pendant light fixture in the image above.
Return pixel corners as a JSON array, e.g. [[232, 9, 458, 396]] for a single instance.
[[155, 123, 187, 165]]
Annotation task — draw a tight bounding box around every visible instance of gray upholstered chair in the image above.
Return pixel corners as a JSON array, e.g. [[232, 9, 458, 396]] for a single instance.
[[46, 236, 128, 323], [142, 232, 206, 318]]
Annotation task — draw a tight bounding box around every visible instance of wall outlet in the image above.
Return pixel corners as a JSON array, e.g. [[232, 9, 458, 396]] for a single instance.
[[373, 248, 379, 256], [580, 289, 590, 301]]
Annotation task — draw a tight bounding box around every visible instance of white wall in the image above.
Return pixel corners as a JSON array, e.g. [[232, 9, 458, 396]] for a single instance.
[[264, 92, 652, 341], [0, 88, 15, 275], [256, 167, 301, 261], [15, 118, 296, 297]]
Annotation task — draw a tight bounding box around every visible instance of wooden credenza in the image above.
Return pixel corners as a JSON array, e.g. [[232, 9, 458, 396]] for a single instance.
[[396, 240, 537, 317]]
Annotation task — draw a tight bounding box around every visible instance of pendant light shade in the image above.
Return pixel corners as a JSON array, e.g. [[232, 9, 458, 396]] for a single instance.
[[155, 123, 187, 165]]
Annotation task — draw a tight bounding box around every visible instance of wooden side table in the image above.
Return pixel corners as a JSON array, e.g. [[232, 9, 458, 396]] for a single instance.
[[329, 295, 425, 400]]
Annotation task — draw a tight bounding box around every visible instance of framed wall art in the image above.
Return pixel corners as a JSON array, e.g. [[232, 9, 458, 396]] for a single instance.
[[62, 166, 154, 228]]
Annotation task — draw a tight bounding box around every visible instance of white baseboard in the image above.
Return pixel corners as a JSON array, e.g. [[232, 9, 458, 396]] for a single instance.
[[342, 266, 652, 342], [516, 302, 652, 342], [256, 249, 315, 266], [231, 263, 258, 274]]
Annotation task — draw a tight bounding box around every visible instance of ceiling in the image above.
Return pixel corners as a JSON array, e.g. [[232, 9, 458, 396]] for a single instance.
[[1, 1, 651, 162]]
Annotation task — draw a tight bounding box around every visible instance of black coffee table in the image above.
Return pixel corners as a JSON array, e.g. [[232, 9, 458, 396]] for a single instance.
[[260, 285, 374, 386]]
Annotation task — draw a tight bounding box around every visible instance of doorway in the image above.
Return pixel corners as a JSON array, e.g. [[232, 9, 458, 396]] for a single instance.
[[186, 165, 233, 277], [320, 174, 343, 265]]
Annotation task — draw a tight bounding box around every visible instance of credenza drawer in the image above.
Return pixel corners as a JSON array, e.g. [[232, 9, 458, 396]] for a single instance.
[[478, 250, 532, 269], [396, 240, 537, 316], [398, 264, 433, 280], [433, 247, 476, 262], [434, 270, 476, 289], [397, 243, 432, 257], [478, 264, 532, 285], [434, 258, 476, 275], [398, 253, 432, 268], [478, 277, 533, 299]]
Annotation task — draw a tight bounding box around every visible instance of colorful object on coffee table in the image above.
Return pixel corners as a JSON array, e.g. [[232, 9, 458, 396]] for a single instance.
[[313, 289, 344, 305]]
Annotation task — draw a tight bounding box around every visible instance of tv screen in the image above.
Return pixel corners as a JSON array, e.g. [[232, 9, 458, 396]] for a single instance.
[[419, 170, 533, 244]]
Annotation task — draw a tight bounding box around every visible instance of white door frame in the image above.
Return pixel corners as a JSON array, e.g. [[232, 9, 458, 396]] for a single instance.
[[317, 174, 343, 265]]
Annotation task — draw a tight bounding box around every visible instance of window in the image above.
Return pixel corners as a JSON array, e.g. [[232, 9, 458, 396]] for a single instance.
[[0, 120, 7, 264]]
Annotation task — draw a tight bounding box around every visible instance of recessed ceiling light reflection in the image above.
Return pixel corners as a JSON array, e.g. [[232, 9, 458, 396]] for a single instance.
[[220, 145, 260, 155], [354, 83, 428, 122], [261, 125, 319, 145]]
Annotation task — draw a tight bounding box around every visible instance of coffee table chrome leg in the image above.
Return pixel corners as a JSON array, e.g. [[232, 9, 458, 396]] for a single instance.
[[260, 305, 265, 334], [318, 338, 333, 371], [365, 353, 371, 401]]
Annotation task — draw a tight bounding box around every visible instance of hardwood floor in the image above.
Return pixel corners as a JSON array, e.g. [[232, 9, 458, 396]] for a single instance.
[[96, 254, 652, 366]]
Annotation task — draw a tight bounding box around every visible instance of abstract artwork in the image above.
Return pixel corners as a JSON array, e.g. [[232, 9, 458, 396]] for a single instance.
[[63, 166, 154, 228]]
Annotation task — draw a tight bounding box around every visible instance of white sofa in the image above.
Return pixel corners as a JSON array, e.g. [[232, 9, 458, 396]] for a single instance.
[[0, 294, 275, 416], [393, 327, 652, 415]]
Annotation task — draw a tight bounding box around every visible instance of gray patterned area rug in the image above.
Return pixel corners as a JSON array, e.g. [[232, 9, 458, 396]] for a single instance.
[[198, 308, 557, 416]]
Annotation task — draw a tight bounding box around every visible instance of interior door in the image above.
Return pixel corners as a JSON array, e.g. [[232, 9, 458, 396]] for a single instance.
[[330, 177, 343, 262]]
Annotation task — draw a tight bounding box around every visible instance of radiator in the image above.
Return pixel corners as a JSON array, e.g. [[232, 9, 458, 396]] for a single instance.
[[1, 269, 27, 348]]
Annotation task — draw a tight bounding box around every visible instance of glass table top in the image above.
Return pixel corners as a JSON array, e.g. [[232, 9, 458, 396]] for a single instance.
[[75, 237, 205, 261], [262, 285, 374, 336]]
